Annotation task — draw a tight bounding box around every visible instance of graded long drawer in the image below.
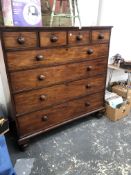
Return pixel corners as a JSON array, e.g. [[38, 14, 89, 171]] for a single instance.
[[6, 44, 109, 71], [17, 92, 104, 136], [14, 75, 106, 115], [10, 58, 107, 92]]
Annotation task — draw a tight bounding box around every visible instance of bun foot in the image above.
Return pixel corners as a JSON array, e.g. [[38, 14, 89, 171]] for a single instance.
[[95, 110, 105, 119], [18, 139, 29, 151]]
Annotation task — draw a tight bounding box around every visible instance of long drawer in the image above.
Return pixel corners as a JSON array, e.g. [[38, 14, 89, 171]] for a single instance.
[[14, 75, 106, 115], [6, 44, 109, 71], [17, 92, 104, 137], [10, 58, 107, 92]]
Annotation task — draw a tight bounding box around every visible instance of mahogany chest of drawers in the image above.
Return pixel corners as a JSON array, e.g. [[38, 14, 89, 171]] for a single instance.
[[0, 26, 112, 148]]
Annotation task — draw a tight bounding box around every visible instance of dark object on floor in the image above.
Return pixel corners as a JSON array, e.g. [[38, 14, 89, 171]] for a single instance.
[[0, 136, 16, 175]]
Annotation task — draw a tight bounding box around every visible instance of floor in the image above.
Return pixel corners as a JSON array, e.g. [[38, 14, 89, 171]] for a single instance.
[[6, 114, 131, 175]]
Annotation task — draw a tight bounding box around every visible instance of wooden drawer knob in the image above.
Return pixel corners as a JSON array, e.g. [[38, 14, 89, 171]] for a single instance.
[[41, 116, 48, 121], [50, 35, 58, 42], [98, 33, 104, 39], [122, 109, 126, 113], [40, 95, 46, 101], [38, 75, 45, 81], [76, 34, 83, 41], [17, 36, 25, 44], [85, 84, 91, 89], [87, 49, 93, 55], [85, 102, 90, 107], [87, 66, 92, 71], [36, 55, 44, 61]]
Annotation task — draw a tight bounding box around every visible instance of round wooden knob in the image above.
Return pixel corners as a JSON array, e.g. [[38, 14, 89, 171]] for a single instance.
[[40, 95, 46, 101], [36, 55, 44, 61], [50, 35, 58, 42], [41, 116, 48, 121], [17, 36, 25, 44], [38, 75, 45, 81], [76, 34, 83, 41], [87, 49, 93, 55], [98, 33, 104, 39], [85, 102, 90, 107], [85, 84, 91, 89], [122, 109, 126, 113], [87, 66, 92, 71]]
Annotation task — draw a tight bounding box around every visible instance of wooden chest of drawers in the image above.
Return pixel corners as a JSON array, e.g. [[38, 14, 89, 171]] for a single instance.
[[0, 26, 112, 148]]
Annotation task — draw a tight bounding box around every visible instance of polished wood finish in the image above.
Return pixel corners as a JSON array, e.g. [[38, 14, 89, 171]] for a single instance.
[[92, 29, 110, 43], [14, 75, 106, 115], [68, 30, 90, 45], [3, 32, 37, 49], [0, 26, 112, 146], [18, 92, 104, 136], [40, 31, 66, 47], [6, 44, 108, 71], [10, 58, 107, 92]]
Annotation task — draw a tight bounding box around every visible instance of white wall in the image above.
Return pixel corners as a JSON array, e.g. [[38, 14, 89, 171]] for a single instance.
[[99, 0, 131, 61], [99, 0, 131, 82], [76, 0, 99, 26]]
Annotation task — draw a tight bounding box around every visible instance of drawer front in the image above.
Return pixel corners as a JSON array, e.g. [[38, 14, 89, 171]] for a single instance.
[[10, 58, 107, 92], [40, 31, 66, 47], [3, 32, 37, 49], [68, 30, 90, 45], [92, 30, 110, 43], [14, 75, 106, 114], [17, 92, 104, 136], [7, 44, 109, 71]]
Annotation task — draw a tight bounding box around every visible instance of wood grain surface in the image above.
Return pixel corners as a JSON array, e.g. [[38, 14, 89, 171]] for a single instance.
[[40, 31, 66, 47], [14, 75, 106, 114], [3, 32, 37, 49], [10, 58, 107, 92], [6, 44, 109, 71], [17, 92, 104, 136]]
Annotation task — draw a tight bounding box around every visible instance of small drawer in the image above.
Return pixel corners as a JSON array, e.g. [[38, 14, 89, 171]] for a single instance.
[[92, 30, 110, 43], [10, 58, 107, 92], [68, 30, 90, 45], [6, 44, 109, 71], [3, 32, 37, 49], [40, 31, 66, 47], [14, 75, 106, 115], [17, 92, 104, 136]]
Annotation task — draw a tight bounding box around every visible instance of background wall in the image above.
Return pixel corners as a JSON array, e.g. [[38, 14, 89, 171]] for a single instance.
[[75, 0, 99, 26], [99, 0, 131, 61], [98, 0, 130, 82]]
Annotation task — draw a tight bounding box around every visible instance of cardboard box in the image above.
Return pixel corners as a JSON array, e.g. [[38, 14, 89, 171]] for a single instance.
[[112, 85, 131, 98], [112, 85, 131, 108], [106, 102, 131, 121], [1, 0, 42, 26]]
